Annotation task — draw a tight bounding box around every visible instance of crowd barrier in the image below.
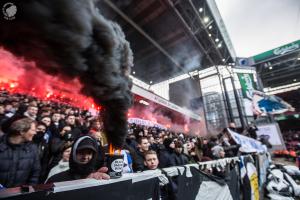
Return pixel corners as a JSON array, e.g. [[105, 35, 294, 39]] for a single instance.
[[0, 153, 270, 200]]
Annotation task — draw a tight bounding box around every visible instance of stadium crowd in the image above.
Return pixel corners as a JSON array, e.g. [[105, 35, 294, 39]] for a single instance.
[[0, 90, 242, 189]]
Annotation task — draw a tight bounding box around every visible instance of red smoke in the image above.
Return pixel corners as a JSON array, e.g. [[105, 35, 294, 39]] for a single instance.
[[128, 96, 205, 136], [0, 48, 100, 110]]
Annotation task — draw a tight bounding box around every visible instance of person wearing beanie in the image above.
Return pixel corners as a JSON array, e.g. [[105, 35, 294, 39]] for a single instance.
[[46, 135, 109, 183], [158, 138, 176, 168]]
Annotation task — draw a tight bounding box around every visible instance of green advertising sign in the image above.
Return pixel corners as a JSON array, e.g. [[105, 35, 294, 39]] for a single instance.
[[253, 40, 300, 63], [237, 73, 256, 99]]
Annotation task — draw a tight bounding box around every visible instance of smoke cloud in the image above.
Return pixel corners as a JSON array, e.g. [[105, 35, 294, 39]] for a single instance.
[[0, 0, 133, 148]]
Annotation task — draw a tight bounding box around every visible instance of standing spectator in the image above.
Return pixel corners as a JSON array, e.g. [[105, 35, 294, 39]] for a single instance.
[[49, 112, 61, 138], [158, 138, 176, 168], [46, 136, 109, 183], [48, 125, 73, 170], [228, 122, 237, 132], [64, 114, 81, 139], [1, 101, 38, 133], [248, 122, 258, 139], [174, 141, 189, 166], [144, 150, 159, 170], [23, 102, 38, 120], [46, 144, 72, 181], [89, 119, 107, 146], [0, 118, 40, 188], [211, 145, 225, 160], [133, 137, 149, 172], [40, 115, 52, 143], [32, 122, 50, 182], [0, 104, 7, 125]]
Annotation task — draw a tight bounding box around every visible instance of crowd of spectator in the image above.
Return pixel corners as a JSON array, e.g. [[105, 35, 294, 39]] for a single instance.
[[0, 90, 241, 189]]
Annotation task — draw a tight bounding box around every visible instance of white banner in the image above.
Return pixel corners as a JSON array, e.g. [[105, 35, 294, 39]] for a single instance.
[[256, 123, 286, 150], [227, 128, 266, 153], [128, 118, 166, 129]]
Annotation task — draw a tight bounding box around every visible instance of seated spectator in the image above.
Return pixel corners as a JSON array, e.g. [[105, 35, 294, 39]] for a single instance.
[[0, 118, 40, 188], [46, 135, 109, 183], [144, 150, 159, 170], [46, 144, 72, 181]]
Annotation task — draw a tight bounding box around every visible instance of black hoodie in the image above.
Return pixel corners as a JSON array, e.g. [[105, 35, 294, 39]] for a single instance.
[[46, 136, 99, 183], [158, 138, 176, 168]]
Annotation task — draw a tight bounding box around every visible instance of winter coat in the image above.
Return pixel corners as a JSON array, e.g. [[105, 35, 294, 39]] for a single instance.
[[0, 135, 41, 188], [46, 136, 99, 183], [174, 153, 189, 166], [46, 160, 69, 181], [158, 149, 176, 168], [48, 136, 66, 170], [132, 150, 145, 172]]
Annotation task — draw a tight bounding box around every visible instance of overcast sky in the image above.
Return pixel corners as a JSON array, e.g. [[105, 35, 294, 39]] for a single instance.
[[215, 0, 300, 57]]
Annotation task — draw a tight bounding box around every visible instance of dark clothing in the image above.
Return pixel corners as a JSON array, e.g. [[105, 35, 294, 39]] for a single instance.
[[1, 113, 26, 134], [49, 122, 61, 138], [70, 126, 82, 140], [0, 135, 41, 188], [33, 134, 50, 183], [158, 149, 176, 168], [248, 126, 258, 139], [48, 137, 66, 170], [46, 169, 82, 183], [174, 153, 189, 166], [126, 138, 138, 152], [202, 143, 212, 158], [46, 136, 99, 183], [223, 138, 240, 158], [0, 114, 8, 125], [132, 150, 145, 172]]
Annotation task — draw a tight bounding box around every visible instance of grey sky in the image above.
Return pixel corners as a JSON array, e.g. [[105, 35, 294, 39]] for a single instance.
[[215, 0, 300, 57]]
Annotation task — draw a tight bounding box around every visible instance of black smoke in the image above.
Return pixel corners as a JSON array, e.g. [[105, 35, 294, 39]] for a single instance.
[[0, 0, 133, 148]]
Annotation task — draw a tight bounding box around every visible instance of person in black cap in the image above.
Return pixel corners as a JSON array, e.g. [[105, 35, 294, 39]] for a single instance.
[[46, 135, 109, 183]]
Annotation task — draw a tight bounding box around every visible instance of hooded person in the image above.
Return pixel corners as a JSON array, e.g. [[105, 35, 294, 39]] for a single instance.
[[46, 135, 109, 183], [158, 138, 176, 168]]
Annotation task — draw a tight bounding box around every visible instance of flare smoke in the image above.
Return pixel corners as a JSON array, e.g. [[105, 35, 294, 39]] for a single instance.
[[0, 0, 133, 148]]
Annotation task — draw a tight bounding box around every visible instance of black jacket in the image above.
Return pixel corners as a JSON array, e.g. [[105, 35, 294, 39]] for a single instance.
[[0, 135, 41, 188], [158, 149, 176, 168], [46, 136, 99, 183], [132, 150, 145, 172], [174, 152, 189, 166]]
